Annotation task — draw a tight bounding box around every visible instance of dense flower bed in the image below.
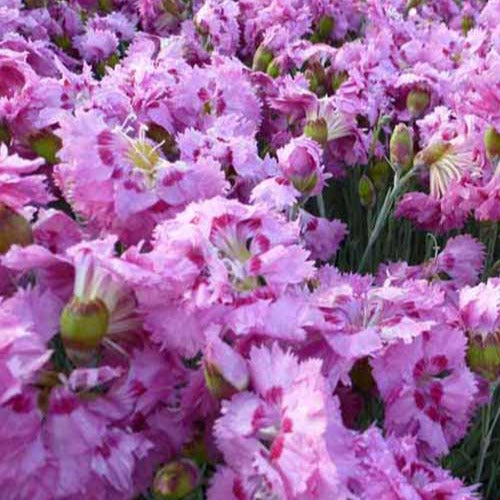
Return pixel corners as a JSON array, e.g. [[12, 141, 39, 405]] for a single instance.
[[0, 0, 499, 498]]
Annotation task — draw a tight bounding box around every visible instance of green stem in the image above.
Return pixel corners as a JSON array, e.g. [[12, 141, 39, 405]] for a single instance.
[[317, 192, 326, 218], [358, 167, 416, 273], [475, 386, 500, 484]]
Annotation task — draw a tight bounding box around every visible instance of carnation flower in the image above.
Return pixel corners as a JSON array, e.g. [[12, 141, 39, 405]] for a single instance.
[[214, 344, 345, 498], [371, 326, 478, 457]]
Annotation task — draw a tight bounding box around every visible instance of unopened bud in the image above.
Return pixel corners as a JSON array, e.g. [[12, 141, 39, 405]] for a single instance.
[[312, 16, 335, 42], [266, 60, 281, 79], [304, 118, 328, 146], [484, 126, 500, 161], [305, 62, 326, 96], [29, 131, 62, 165], [358, 174, 376, 209], [0, 203, 33, 254], [390, 124, 413, 171], [467, 335, 500, 382], [252, 45, 274, 73], [330, 71, 348, 93], [368, 160, 391, 191], [153, 459, 200, 500], [60, 297, 109, 365], [461, 15, 474, 35], [406, 89, 430, 118]]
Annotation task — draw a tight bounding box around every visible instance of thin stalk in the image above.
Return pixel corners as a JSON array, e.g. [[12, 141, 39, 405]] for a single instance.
[[358, 166, 416, 272], [475, 386, 500, 484], [316, 192, 326, 218]]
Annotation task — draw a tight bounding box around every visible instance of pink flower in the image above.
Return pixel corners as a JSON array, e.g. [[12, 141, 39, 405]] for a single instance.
[[459, 279, 500, 340], [435, 235, 485, 286], [73, 28, 118, 63], [371, 327, 478, 457], [299, 211, 346, 261], [195, 0, 240, 55], [214, 344, 345, 498], [348, 427, 478, 499], [0, 143, 50, 209]]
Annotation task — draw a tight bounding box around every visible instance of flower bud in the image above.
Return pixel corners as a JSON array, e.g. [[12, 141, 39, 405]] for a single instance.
[[368, 160, 391, 191], [277, 137, 325, 195], [60, 297, 110, 365], [461, 15, 474, 35], [406, 89, 430, 118], [330, 70, 348, 94], [467, 335, 500, 382], [153, 459, 200, 500], [29, 131, 62, 165], [252, 45, 274, 73], [390, 124, 413, 171], [0, 203, 33, 255], [266, 60, 281, 79], [304, 118, 328, 146], [311, 15, 335, 42], [484, 126, 500, 161], [358, 174, 376, 209]]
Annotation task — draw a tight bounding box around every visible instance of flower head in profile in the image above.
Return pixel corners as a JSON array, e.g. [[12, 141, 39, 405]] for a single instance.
[[60, 240, 141, 364], [460, 278, 500, 381], [414, 140, 475, 199]]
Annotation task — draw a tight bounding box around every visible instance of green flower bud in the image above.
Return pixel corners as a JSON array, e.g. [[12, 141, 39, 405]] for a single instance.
[[406, 89, 430, 118], [304, 118, 328, 146], [153, 459, 200, 500], [484, 126, 500, 161], [461, 15, 474, 35], [266, 60, 281, 79], [29, 131, 62, 165], [330, 71, 348, 94], [358, 174, 376, 209], [368, 160, 392, 191], [318, 15, 334, 40], [252, 45, 274, 73], [467, 335, 500, 382], [60, 297, 109, 364], [0, 203, 33, 255], [390, 124, 414, 171]]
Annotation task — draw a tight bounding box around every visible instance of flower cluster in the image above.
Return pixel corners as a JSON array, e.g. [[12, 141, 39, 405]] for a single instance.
[[0, 0, 498, 498]]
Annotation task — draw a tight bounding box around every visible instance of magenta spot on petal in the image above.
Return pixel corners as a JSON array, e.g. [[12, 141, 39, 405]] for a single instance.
[[414, 391, 425, 410], [0, 64, 26, 98], [425, 406, 440, 422], [269, 435, 285, 460], [429, 383, 443, 405], [282, 417, 293, 433]]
